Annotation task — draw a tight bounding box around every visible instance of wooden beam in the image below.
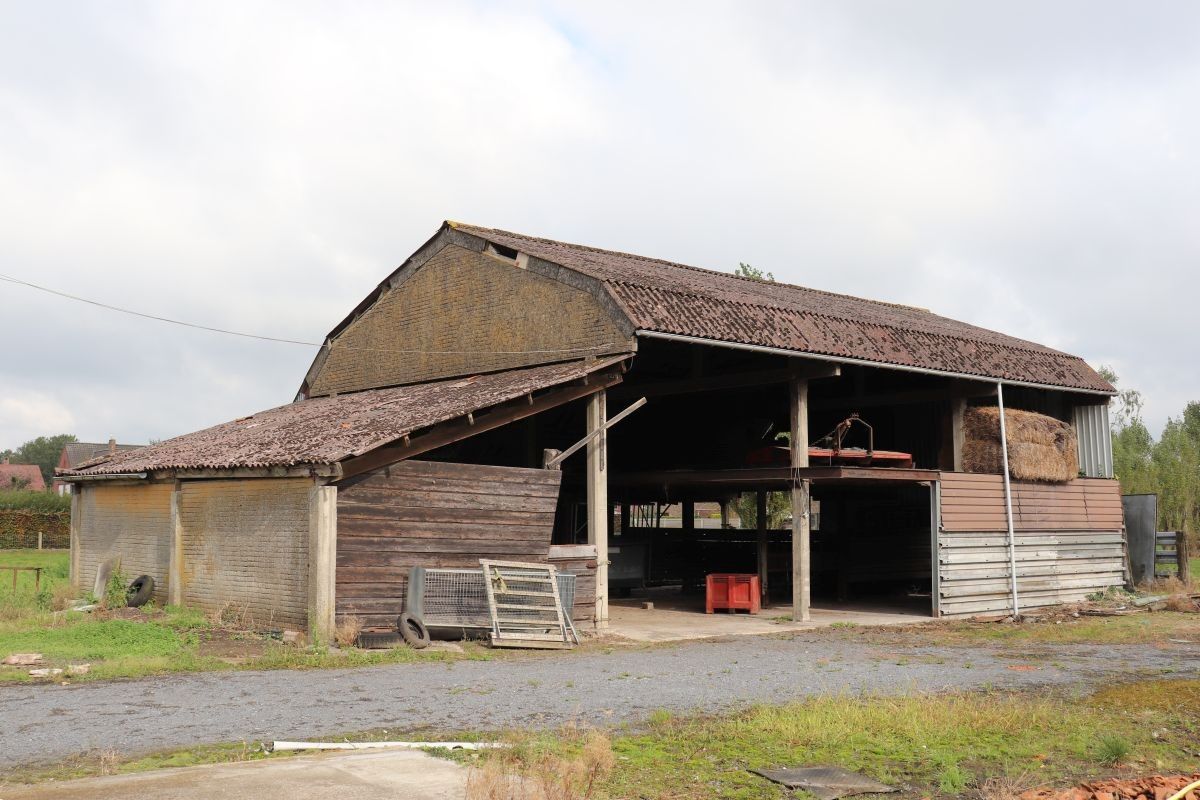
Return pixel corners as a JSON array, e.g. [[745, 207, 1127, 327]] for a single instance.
[[587, 390, 609, 628], [812, 380, 995, 412], [791, 375, 811, 622], [612, 361, 838, 401], [339, 369, 624, 479], [756, 490, 769, 601], [611, 368, 797, 400]]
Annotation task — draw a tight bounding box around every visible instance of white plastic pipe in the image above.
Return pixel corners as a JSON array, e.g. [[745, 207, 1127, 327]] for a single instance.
[[997, 383, 1020, 617], [272, 741, 502, 752]]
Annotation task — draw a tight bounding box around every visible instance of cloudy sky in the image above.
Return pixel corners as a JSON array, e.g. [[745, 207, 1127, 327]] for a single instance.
[[1, 1, 1197, 449]]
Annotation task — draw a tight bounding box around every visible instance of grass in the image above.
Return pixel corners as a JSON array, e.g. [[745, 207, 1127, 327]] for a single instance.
[[0, 549, 69, 599], [463, 679, 1200, 799], [0, 549, 490, 683]]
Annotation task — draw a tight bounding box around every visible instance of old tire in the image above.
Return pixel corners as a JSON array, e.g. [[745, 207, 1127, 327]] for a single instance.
[[126, 575, 155, 607], [397, 611, 431, 649]]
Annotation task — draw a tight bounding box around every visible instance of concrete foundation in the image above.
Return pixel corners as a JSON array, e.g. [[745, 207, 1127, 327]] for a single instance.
[[0, 749, 467, 800], [607, 592, 929, 642]]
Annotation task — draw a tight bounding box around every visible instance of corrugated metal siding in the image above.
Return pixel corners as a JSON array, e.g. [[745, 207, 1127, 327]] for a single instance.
[[75, 483, 172, 602], [937, 474, 1125, 616], [1073, 403, 1114, 478], [178, 478, 311, 628]]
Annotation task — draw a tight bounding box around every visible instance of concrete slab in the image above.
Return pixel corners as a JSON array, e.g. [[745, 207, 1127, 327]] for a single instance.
[[607, 595, 929, 642], [0, 749, 468, 800]]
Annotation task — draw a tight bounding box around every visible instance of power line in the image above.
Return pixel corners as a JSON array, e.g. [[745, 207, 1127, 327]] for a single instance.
[[0, 271, 609, 356]]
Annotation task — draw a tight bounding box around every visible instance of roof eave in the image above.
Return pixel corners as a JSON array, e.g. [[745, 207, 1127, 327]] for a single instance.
[[635, 330, 1116, 397]]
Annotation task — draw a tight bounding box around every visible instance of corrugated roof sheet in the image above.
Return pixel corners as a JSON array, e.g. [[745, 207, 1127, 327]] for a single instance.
[[66, 359, 621, 476], [452, 223, 1113, 393]]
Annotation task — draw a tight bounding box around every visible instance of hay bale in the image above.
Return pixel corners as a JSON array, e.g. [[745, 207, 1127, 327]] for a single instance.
[[962, 406, 1079, 483]]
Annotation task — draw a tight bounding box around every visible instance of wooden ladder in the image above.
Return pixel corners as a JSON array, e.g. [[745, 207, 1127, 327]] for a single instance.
[[480, 560, 577, 649]]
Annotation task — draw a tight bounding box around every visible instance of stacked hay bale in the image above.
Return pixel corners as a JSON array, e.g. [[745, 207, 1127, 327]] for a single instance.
[[963, 406, 1079, 483]]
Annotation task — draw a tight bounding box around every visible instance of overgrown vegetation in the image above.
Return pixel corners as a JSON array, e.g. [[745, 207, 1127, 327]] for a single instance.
[[462, 682, 1199, 799]]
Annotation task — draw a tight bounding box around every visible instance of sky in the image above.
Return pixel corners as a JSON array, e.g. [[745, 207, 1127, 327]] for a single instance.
[[1, 0, 1197, 449]]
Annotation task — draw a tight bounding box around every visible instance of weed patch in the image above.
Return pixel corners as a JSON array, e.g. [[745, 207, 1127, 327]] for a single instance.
[[463, 686, 1200, 799]]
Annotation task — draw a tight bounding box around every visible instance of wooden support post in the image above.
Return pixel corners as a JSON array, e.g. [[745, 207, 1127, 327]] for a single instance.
[[756, 490, 769, 602], [587, 391, 609, 627], [68, 488, 81, 589], [168, 481, 184, 606], [949, 396, 967, 472], [790, 376, 811, 622], [307, 484, 338, 646]]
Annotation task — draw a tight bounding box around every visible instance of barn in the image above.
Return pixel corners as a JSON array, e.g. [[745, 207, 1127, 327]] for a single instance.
[[62, 221, 1123, 642]]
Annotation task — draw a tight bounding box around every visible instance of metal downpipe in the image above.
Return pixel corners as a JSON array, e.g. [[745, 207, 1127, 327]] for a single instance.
[[997, 383, 1020, 617]]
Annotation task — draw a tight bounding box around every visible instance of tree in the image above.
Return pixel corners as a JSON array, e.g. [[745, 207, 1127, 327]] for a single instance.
[[5, 434, 77, 486], [734, 491, 791, 531], [1100, 367, 1156, 494], [1154, 403, 1200, 537]]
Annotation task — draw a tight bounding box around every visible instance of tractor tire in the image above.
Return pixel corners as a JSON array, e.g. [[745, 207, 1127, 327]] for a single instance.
[[397, 611, 431, 649], [126, 575, 155, 608]]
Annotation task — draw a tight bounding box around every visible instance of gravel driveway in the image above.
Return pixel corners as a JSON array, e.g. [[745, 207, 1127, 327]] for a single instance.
[[1, 634, 1196, 770]]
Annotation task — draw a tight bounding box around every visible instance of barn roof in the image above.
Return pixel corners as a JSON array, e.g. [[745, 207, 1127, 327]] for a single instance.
[[65, 358, 623, 477], [62, 442, 144, 470], [451, 223, 1113, 394]]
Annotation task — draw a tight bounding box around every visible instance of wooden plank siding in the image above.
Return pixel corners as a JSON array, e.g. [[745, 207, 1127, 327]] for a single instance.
[[937, 474, 1126, 617], [335, 460, 564, 629]]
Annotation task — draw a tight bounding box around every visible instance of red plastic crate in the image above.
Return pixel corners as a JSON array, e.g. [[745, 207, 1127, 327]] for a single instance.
[[705, 573, 761, 614]]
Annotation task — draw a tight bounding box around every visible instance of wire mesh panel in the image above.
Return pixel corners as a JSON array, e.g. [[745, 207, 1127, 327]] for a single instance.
[[421, 568, 575, 632]]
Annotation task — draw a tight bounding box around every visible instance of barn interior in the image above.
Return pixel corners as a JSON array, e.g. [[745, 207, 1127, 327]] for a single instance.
[[422, 335, 1085, 633]]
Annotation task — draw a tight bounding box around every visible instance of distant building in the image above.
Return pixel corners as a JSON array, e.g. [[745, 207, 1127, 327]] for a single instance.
[[52, 440, 144, 494], [0, 458, 46, 491]]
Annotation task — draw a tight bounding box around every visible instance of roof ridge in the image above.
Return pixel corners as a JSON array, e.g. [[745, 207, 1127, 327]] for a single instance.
[[451, 222, 935, 316]]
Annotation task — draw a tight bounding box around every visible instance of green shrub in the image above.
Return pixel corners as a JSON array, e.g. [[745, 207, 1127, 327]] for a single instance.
[[0, 490, 70, 512], [104, 569, 128, 610]]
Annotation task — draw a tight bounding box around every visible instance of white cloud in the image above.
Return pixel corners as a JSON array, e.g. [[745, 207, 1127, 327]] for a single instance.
[[0, 393, 75, 445], [0, 0, 1196, 447]]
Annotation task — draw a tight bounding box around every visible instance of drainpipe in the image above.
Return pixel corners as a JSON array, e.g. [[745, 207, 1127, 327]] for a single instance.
[[997, 383, 1020, 617]]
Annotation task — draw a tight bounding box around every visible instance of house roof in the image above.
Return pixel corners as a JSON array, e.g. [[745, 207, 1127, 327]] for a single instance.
[[61, 442, 144, 470], [65, 358, 623, 476], [0, 463, 46, 491], [451, 223, 1114, 394]]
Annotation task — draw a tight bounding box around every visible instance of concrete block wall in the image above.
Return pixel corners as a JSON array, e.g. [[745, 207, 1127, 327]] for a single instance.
[[74, 482, 173, 602], [177, 478, 312, 630]]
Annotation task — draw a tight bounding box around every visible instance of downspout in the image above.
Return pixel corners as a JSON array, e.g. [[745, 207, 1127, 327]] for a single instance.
[[997, 383, 1020, 617]]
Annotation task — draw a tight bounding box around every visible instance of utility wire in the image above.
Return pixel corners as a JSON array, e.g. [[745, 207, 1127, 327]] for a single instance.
[[0, 271, 609, 356]]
